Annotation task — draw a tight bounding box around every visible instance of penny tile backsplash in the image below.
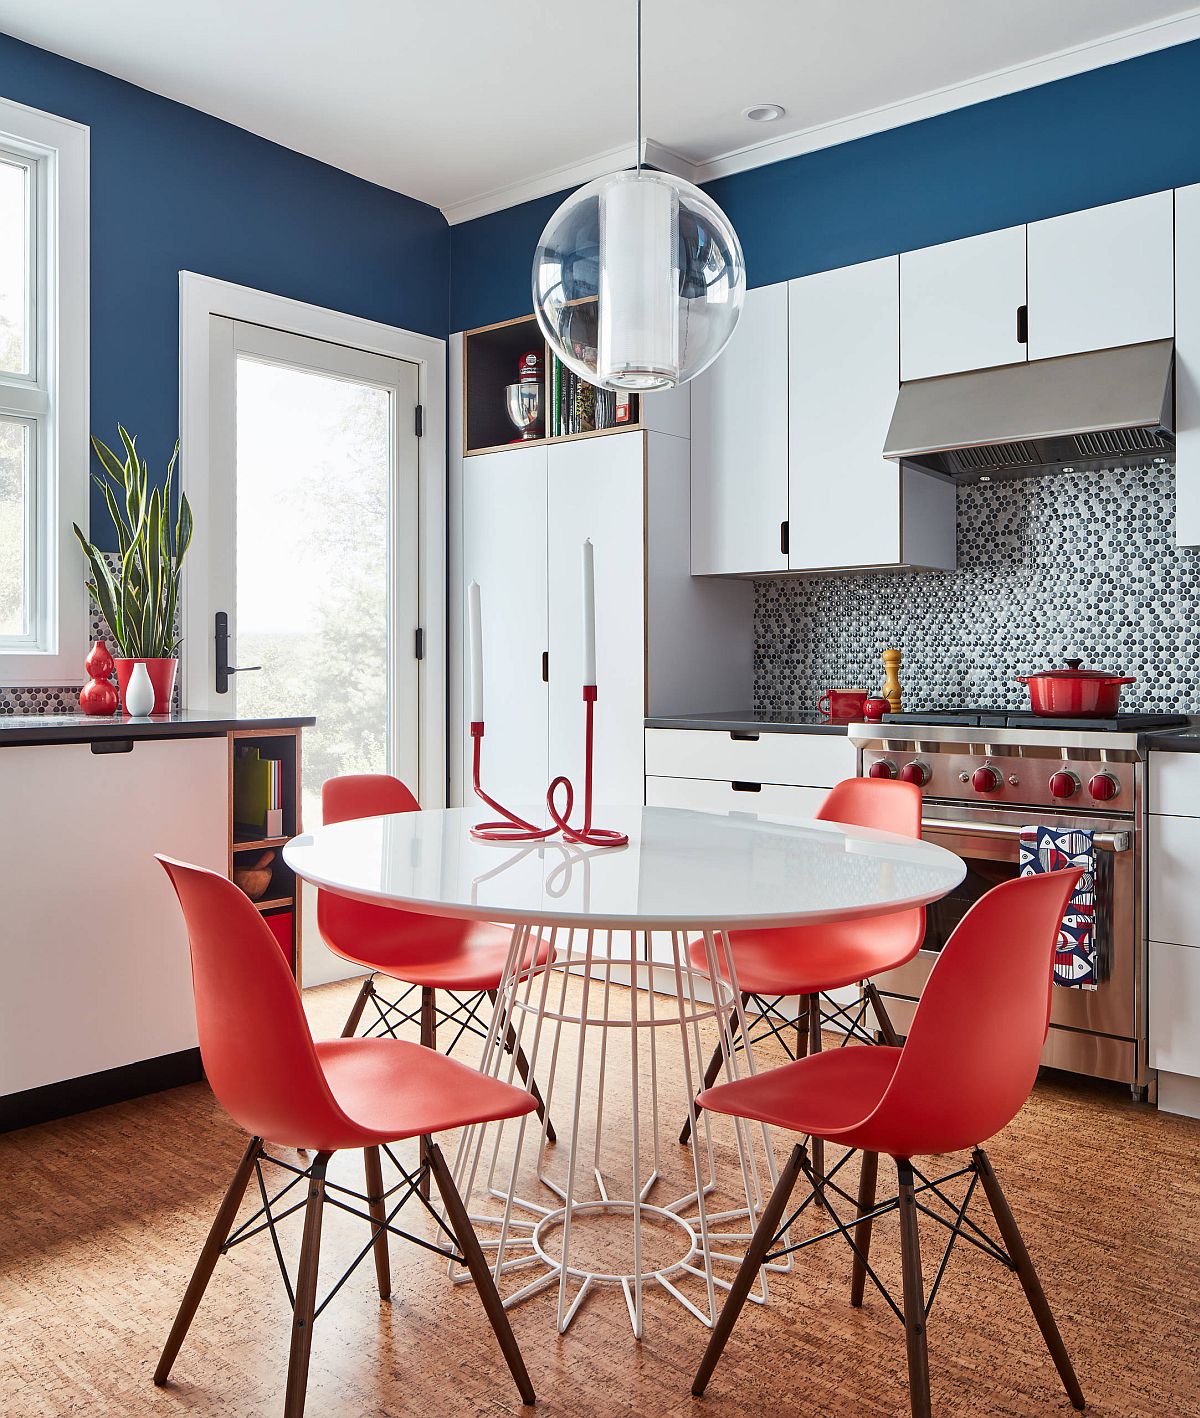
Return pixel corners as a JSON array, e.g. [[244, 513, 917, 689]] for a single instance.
[[754, 464, 1200, 714]]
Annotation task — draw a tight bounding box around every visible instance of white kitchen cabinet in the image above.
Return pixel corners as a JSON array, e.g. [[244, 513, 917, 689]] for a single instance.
[[1148, 808, 1200, 949], [789, 257, 955, 572], [1175, 183, 1200, 547], [548, 436, 647, 805], [645, 726, 856, 788], [645, 774, 825, 817], [456, 430, 753, 812], [1149, 940, 1200, 1077], [1026, 191, 1174, 361], [900, 225, 1027, 380], [0, 737, 227, 1097], [690, 282, 789, 575], [462, 444, 549, 808]]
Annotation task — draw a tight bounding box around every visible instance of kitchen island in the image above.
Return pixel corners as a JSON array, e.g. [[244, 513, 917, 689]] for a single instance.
[[0, 711, 314, 1131]]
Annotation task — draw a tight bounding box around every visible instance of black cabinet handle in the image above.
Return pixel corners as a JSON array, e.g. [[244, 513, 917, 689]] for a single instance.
[[732, 781, 762, 793], [780, 519, 790, 556], [541, 651, 549, 683], [1016, 304, 1028, 344], [729, 730, 760, 742], [91, 738, 134, 755]]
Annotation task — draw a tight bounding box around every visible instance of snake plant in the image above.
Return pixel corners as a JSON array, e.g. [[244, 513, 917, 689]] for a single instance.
[[72, 426, 193, 659]]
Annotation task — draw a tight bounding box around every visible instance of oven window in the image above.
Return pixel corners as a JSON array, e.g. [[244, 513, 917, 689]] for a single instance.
[[923, 853, 1015, 953]]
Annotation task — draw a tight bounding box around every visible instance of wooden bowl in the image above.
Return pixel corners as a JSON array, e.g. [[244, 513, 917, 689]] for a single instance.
[[234, 850, 275, 900]]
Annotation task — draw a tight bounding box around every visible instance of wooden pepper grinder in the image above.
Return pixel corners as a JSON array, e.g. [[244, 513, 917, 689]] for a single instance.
[[881, 647, 903, 713]]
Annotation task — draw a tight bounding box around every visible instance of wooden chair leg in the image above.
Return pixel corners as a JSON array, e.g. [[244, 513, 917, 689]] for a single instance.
[[807, 994, 825, 1199], [850, 1149, 878, 1307], [973, 1148, 1086, 1410], [363, 1146, 391, 1301], [489, 989, 557, 1144], [692, 1142, 806, 1396], [679, 992, 749, 1147], [897, 1158, 932, 1418], [340, 976, 374, 1038], [865, 981, 900, 1046], [155, 1136, 262, 1385], [283, 1153, 330, 1418], [419, 987, 436, 1199], [427, 1141, 535, 1405]]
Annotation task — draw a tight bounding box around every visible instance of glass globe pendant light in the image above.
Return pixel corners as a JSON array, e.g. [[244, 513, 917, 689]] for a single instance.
[[531, 0, 746, 392]]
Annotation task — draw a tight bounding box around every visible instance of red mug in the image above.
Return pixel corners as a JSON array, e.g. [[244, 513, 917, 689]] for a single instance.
[[818, 688, 868, 721]]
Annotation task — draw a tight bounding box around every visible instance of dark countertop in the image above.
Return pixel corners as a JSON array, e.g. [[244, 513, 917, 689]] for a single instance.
[[1145, 726, 1200, 753], [0, 710, 316, 748], [644, 710, 852, 736]]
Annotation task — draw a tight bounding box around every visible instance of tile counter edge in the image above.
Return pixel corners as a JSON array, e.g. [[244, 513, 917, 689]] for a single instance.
[[0, 711, 317, 748], [645, 711, 851, 736]]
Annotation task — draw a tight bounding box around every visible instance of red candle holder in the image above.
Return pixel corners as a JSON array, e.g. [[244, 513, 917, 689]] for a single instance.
[[472, 685, 628, 847]]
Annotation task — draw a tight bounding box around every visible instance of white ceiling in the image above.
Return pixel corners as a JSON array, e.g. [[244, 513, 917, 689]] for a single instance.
[[1, 0, 1198, 223]]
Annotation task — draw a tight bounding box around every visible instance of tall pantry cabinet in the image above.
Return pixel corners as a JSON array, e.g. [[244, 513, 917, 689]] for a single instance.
[[450, 323, 753, 811]]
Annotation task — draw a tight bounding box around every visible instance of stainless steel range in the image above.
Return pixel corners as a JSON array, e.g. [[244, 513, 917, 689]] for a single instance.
[[850, 710, 1187, 1100]]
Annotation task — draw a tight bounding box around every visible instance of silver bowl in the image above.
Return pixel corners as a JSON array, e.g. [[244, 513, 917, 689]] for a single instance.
[[505, 381, 541, 440]]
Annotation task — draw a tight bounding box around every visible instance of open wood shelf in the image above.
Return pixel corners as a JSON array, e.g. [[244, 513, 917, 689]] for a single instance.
[[227, 726, 304, 982], [462, 312, 641, 457]]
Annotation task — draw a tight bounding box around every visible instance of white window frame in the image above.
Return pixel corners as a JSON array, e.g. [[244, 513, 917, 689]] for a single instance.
[[0, 96, 88, 686]]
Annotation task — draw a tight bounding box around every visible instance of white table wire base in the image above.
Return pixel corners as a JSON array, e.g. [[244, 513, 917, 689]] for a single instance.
[[447, 923, 793, 1338]]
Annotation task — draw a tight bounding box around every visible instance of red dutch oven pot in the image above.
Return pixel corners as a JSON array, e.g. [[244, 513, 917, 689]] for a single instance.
[[1017, 658, 1136, 717]]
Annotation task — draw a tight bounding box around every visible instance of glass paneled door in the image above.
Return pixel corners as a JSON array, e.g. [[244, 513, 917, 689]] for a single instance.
[[200, 318, 420, 984]]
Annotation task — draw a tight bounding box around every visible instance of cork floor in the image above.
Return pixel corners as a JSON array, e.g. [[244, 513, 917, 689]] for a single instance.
[[2, 975, 1198, 1417]]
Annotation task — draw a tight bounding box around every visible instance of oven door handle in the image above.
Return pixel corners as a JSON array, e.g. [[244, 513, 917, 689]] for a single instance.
[[922, 817, 1131, 852]]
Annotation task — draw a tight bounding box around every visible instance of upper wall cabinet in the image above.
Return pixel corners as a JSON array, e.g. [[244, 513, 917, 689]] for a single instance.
[[900, 226, 1027, 381], [691, 283, 789, 575], [1026, 191, 1174, 361], [789, 257, 955, 572], [1176, 183, 1200, 547]]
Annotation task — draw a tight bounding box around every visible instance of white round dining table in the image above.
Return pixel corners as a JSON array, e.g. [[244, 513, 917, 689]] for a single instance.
[[285, 804, 964, 1338]]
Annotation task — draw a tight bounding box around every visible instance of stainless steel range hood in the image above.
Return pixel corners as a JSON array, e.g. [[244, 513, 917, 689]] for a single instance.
[[883, 338, 1175, 482]]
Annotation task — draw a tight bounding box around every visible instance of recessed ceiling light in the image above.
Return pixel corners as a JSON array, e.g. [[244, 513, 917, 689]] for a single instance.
[[742, 103, 786, 123]]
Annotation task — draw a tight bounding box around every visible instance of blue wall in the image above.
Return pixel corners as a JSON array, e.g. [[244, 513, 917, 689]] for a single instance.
[[451, 36, 1200, 333], [0, 32, 449, 549]]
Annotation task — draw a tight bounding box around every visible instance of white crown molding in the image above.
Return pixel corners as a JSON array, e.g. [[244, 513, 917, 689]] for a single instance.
[[442, 138, 699, 226], [442, 8, 1200, 224]]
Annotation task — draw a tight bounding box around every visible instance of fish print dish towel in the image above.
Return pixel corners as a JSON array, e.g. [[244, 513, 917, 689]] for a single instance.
[[1018, 825, 1099, 990]]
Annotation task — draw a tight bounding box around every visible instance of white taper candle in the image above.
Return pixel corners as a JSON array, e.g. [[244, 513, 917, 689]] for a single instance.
[[582, 539, 597, 685], [468, 580, 484, 722]]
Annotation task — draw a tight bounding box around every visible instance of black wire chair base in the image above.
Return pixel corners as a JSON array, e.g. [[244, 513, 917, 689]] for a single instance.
[[223, 1143, 460, 1325], [740, 989, 882, 1057], [764, 1146, 1012, 1324], [357, 977, 491, 1056]]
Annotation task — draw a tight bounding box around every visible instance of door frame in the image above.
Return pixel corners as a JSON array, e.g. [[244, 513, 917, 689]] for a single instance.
[[178, 271, 446, 805]]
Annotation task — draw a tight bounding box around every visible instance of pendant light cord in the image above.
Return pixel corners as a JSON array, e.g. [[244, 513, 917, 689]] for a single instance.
[[635, 0, 642, 171]]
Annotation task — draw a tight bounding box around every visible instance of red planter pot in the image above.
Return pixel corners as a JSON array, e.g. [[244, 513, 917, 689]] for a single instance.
[[114, 657, 178, 716]]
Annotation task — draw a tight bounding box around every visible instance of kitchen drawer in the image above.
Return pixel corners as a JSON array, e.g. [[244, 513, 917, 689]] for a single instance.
[[646, 774, 825, 817], [644, 728, 856, 789], [1148, 751, 1200, 818], [1149, 940, 1200, 1077], [1148, 814, 1200, 948]]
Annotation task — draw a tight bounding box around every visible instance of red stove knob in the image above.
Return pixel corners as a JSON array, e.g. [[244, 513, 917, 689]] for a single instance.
[[868, 759, 897, 780], [1088, 772, 1120, 802], [972, 765, 1003, 794], [1048, 770, 1080, 799], [899, 760, 930, 787]]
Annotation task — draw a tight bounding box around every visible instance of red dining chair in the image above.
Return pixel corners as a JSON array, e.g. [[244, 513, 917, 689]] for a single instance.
[[680, 777, 925, 1187], [318, 774, 556, 1192], [692, 870, 1086, 1418], [154, 856, 536, 1418]]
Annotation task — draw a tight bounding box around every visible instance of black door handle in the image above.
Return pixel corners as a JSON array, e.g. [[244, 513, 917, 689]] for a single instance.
[[215, 611, 262, 695]]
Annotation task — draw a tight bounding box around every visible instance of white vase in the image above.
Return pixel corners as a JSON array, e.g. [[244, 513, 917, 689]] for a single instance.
[[123, 660, 155, 717]]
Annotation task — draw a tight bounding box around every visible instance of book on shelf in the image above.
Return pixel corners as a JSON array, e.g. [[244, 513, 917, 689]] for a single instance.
[[233, 744, 285, 836], [548, 355, 636, 436]]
